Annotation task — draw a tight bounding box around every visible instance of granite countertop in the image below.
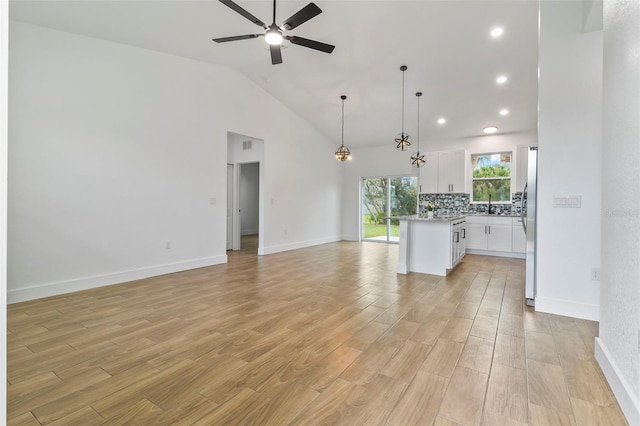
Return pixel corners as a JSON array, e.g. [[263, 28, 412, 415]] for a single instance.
[[391, 214, 467, 222], [464, 212, 522, 217]]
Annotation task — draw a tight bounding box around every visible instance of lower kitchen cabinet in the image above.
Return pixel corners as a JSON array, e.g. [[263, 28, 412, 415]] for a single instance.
[[465, 216, 521, 257]]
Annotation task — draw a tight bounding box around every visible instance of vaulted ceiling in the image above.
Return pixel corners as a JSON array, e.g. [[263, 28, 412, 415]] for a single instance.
[[9, 0, 539, 148]]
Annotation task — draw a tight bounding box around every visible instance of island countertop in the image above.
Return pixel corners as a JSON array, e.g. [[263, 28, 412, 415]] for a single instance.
[[391, 214, 466, 222]]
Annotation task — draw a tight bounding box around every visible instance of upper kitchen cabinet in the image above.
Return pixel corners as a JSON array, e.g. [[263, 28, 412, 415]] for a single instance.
[[516, 145, 529, 192], [419, 149, 467, 194]]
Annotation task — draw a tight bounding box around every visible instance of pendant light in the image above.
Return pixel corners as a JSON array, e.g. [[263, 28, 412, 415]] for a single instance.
[[411, 91, 426, 168], [335, 95, 351, 161], [395, 65, 411, 151]]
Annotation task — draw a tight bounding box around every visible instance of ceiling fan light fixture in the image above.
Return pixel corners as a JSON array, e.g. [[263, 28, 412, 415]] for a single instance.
[[265, 28, 283, 45]]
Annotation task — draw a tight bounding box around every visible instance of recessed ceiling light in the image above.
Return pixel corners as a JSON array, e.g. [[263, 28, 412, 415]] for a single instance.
[[483, 126, 498, 134], [490, 27, 504, 38], [437, 118, 446, 125], [496, 75, 508, 84], [499, 109, 510, 116]]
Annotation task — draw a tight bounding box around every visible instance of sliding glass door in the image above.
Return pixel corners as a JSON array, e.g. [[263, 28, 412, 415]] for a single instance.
[[362, 176, 418, 243]]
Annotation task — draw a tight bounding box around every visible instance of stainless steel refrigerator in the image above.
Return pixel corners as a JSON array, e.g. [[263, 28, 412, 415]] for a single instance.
[[521, 146, 537, 306]]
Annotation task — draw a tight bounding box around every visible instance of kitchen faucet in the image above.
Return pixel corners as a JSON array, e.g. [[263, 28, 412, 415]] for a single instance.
[[488, 194, 493, 214]]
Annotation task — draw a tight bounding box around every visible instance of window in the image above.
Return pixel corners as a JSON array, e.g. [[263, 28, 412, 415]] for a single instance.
[[471, 152, 511, 202]]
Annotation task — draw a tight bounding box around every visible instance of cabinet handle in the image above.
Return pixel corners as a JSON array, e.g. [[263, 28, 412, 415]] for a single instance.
[[488, 225, 491, 235], [462, 229, 466, 239], [455, 231, 459, 243]]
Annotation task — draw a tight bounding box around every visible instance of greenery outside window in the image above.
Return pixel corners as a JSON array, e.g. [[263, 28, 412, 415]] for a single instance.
[[472, 152, 512, 202], [362, 176, 417, 242]]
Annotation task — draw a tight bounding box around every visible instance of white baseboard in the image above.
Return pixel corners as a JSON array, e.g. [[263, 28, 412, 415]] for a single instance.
[[465, 249, 525, 259], [534, 296, 599, 321], [259, 236, 341, 255], [8, 255, 227, 304], [241, 229, 258, 236], [595, 338, 640, 425]]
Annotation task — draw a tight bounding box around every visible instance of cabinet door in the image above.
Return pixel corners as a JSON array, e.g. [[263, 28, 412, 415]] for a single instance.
[[516, 145, 529, 193], [487, 224, 513, 252], [460, 226, 467, 257], [420, 152, 439, 193], [437, 151, 451, 192], [512, 218, 526, 253], [449, 150, 467, 193], [466, 223, 488, 250]]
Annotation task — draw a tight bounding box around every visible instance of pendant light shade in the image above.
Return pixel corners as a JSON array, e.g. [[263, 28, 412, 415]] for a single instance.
[[395, 65, 411, 151], [335, 95, 351, 162], [411, 91, 426, 168]]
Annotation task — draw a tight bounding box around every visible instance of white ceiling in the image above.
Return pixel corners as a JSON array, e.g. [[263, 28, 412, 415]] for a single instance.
[[9, 0, 540, 148]]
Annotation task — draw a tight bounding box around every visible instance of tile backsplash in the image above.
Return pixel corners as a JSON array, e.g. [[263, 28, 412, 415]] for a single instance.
[[419, 192, 525, 216]]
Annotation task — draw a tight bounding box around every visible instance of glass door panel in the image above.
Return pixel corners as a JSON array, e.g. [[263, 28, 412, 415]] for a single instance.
[[389, 177, 418, 242], [362, 176, 417, 243], [362, 178, 388, 241]]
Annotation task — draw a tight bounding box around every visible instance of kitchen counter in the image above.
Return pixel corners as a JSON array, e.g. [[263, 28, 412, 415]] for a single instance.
[[392, 214, 466, 221], [396, 216, 467, 276], [464, 212, 521, 217]]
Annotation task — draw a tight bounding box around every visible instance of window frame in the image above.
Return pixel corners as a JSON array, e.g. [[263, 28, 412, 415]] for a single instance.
[[470, 151, 513, 204]]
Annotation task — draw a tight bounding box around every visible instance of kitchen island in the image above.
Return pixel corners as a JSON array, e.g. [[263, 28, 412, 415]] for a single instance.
[[395, 215, 467, 276]]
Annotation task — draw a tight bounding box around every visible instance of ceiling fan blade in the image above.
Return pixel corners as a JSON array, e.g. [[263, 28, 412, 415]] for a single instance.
[[282, 3, 322, 30], [286, 36, 335, 54], [270, 45, 283, 65], [219, 0, 267, 29], [213, 34, 262, 43]]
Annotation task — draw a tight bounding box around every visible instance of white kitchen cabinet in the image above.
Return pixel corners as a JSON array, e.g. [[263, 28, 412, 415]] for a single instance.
[[397, 217, 466, 276], [465, 216, 513, 253], [450, 218, 466, 267], [516, 145, 529, 193], [465, 221, 488, 250], [512, 217, 526, 254], [419, 149, 467, 193], [420, 152, 439, 193], [486, 218, 513, 252]]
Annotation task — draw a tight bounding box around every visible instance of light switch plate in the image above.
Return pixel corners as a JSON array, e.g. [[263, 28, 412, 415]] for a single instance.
[[554, 195, 582, 208]]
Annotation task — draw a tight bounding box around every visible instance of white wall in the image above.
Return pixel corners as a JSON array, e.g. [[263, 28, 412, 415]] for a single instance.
[[536, 1, 602, 320], [8, 22, 343, 302], [341, 131, 536, 240], [1, 0, 9, 420], [240, 162, 259, 235], [597, 0, 640, 423]]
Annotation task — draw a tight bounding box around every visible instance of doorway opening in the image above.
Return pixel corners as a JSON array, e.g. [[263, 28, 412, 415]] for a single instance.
[[361, 176, 418, 243], [226, 132, 264, 254], [239, 162, 259, 253]]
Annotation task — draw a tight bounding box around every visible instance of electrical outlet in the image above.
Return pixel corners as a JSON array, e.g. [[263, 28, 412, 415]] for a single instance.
[[210, 198, 216, 205], [165, 241, 172, 250], [591, 268, 600, 281]]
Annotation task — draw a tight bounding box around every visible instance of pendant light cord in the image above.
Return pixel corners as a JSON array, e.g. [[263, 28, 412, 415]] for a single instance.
[[401, 70, 405, 135], [416, 93, 420, 151], [341, 97, 345, 147]]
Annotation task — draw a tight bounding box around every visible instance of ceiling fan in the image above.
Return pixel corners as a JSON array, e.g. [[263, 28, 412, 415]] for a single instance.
[[212, 0, 335, 65]]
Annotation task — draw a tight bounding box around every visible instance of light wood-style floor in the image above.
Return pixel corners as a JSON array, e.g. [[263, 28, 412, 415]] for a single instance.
[[8, 239, 627, 425]]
